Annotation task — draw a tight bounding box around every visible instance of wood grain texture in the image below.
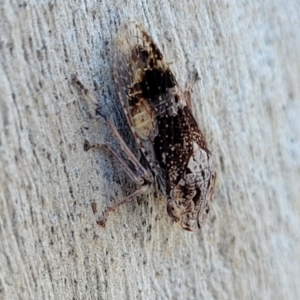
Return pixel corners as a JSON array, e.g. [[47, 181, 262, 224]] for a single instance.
[[1, 0, 300, 299]]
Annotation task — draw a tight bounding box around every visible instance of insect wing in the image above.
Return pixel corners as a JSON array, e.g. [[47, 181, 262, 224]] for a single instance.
[[113, 21, 178, 192]]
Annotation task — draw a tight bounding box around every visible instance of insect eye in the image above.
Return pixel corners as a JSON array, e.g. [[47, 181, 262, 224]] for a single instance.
[[167, 201, 180, 222], [206, 206, 210, 214]]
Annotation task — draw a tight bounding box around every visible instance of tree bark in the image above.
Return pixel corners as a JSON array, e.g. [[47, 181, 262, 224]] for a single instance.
[[1, 1, 300, 299]]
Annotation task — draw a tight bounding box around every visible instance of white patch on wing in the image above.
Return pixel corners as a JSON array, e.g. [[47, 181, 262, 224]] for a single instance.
[[187, 142, 208, 173]]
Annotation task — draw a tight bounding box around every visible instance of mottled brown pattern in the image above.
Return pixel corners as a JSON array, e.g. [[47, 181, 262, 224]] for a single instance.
[[112, 21, 216, 231]]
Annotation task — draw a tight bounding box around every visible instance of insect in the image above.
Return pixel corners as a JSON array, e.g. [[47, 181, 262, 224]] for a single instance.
[[73, 21, 216, 231]]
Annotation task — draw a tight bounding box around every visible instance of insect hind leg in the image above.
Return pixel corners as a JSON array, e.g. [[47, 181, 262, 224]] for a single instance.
[[84, 140, 148, 186], [72, 75, 154, 226], [85, 139, 152, 227], [97, 184, 150, 227]]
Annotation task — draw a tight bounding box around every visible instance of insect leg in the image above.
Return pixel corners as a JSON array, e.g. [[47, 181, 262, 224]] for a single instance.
[[103, 117, 153, 182], [184, 84, 194, 113], [72, 75, 154, 224], [71, 75, 98, 105], [86, 138, 151, 226], [96, 184, 150, 227], [84, 140, 145, 186], [184, 73, 201, 114], [72, 75, 153, 183]]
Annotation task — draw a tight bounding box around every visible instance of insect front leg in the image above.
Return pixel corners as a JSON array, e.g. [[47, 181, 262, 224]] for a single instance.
[[184, 72, 201, 114], [184, 84, 194, 113]]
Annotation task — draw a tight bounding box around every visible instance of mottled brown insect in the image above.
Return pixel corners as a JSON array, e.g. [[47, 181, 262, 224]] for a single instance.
[[74, 21, 216, 231]]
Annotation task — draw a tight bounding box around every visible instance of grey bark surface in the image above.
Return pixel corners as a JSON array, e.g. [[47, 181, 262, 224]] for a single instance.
[[1, 1, 300, 299]]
